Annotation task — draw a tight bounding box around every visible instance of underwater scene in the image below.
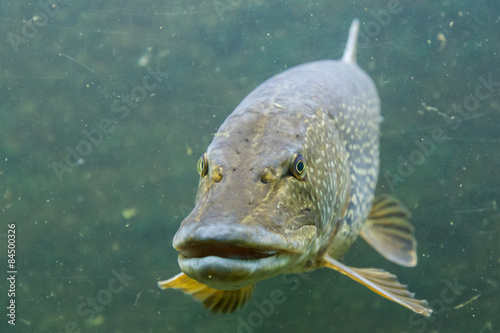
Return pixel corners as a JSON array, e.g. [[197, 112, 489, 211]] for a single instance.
[[0, 0, 499, 332]]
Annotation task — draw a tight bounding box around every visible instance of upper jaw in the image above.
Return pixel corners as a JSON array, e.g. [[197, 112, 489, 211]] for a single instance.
[[173, 213, 312, 255]]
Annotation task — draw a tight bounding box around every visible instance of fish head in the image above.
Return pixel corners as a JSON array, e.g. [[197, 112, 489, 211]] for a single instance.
[[172, 106, 350, 290]]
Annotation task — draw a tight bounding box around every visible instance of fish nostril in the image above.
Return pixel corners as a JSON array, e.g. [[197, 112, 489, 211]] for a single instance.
[[260, 167, 277, 184], [212, 167, 223, 183]]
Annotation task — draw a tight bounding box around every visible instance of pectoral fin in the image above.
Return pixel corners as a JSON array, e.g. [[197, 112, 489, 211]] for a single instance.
[[322, 255, 432, 317], [157, 273, 254, 314], [361, 195, 417, 267]]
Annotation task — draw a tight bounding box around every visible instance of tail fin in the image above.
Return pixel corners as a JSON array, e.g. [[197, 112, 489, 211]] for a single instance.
[[341, 19, 360, 63]]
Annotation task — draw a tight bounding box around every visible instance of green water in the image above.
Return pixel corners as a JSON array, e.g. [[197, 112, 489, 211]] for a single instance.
[[1, 1, 499, 332]]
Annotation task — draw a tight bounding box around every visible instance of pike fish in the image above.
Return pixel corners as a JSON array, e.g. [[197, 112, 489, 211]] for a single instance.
[[158, 19, 432, 317]]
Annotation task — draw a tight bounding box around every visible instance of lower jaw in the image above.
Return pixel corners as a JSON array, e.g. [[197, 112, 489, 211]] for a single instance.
[[178, 254, 290, 290]]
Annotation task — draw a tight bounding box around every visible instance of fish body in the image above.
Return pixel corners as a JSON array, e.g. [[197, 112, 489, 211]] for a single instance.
[[159, 19, 432, 316]]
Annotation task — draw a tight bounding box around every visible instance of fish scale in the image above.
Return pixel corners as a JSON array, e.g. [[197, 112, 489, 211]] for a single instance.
[[158, 19, 432, 317]]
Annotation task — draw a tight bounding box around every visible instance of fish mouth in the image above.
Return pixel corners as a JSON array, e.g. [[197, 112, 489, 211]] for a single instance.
[[177, 251, 291, 290], [173, 210, 318, 289], [175, 235, 314, 290], [175, 239, 299, 290], [179, 243, 281, 261]]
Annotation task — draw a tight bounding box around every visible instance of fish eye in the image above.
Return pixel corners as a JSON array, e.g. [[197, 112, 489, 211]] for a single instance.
[[197, 153, 208, 177], [291, 153, 307, 180]]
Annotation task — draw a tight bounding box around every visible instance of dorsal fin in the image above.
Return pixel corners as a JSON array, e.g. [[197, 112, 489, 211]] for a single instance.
[[341, 19, 360, 63]]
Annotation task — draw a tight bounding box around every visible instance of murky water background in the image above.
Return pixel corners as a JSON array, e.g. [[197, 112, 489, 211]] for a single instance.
[[1, 1, 499, 332]]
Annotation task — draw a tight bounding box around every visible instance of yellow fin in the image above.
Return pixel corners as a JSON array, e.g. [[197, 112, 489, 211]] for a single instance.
[[322, 255, 432, 316], [361, 195, 417, 267], [157, 273, 254, 314]]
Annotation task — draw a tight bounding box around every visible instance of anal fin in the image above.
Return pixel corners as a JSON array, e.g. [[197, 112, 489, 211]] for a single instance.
[[361, 194, 417, 267], [322, 255, 432, 316], [158, 273, 254, 314]]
